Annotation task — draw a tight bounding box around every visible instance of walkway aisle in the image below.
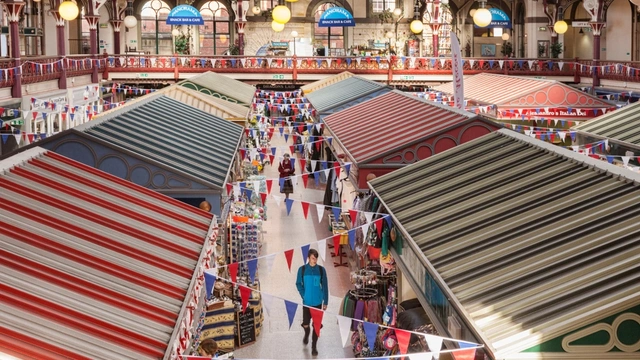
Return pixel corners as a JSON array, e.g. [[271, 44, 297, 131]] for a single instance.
[[234, 130, 355, 359]]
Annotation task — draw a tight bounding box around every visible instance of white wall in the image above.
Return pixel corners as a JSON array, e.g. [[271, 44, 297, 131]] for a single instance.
[[603, 0, 632, 61], [43, 2, 58, 56], [99, 8, 114, 54]]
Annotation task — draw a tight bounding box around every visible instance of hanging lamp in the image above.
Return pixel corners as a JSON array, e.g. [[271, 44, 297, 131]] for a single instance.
[[473, 0, 492, 28], [409, 0, 423, 34], [59, 0, 79, 21]]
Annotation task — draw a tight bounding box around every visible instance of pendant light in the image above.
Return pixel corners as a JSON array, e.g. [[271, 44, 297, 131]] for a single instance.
[[59, 0, 79, 21], [124, 0, 137, 28], [553, 7, 567, 34], [272, 3, 291, 24], [271, 20, 285, 32], [473, 0, 492, 28], [409, 0, 423, 34]]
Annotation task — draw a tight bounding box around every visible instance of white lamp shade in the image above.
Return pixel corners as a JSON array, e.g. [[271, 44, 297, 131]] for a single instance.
[[473, 8, 492, 27], [410, 19, 423, 34], [385, 31, 394, 39], [291, 30, 298, 37], [469, 9, 476, 17], [271, 20, 285, 32], [59, 0, 79, 21], [501, 32, 510, 41], [272, 5, 291, 24], [124, 15, 138, 28], [553, 20, 568, 34], [393, 7, 403, 16], [251, 5, 261, 14]]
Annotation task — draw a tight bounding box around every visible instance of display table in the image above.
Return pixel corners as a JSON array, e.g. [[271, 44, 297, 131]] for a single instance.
[[329, 214, 349, 267]]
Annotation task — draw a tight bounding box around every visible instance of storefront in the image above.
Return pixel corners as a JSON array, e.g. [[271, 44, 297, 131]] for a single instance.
[[4, 93, 244, 217], [0, 147, 217, 359], [368, 129, 640, 359], [179, 71, 257, 107]]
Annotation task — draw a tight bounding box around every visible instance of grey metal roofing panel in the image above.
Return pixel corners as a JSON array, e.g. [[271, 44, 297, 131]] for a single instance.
[[305, 76, 387, 113], [79, 95, 243, 189], [369, 129, 640, 357], [301, 71, 355, 94], [182, 71, 256, 105], [573, 101, 640, 145], [159, 85, 250, 120], [0, 147, 213, 359]]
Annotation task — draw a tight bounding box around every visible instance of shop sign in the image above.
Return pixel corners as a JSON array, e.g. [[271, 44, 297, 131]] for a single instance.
[[318, 7, 355, 27], [474, 8, 512, 29], [401, 75, 415, 80], [272, 74, 285, 80], [166, 4, 204, 25], [8, 119, 23, 126], [137, 73, 149, 78]]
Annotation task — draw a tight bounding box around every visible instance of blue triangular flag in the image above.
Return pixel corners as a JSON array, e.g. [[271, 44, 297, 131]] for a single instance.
[[271, 147, 277, 156], [314, 172, 320, 186], [362, 321, 379, 349], [285, 198, 294, 215], [307, 124, 313, 133], [570, 132, 577, 142], [332, 206, 341, 221], [201, 59, 206, 67], [231, 59, 236, 67], [320, 161, 327, 170], [606, 156, 614, 163], [284, 300, 298, 330], [40, 133, 47, 140], [517, 60, 524, 68], [488, 60, 494, 68], [430, 58, 436, 67], [327, 137, 333, 145], [247, 258, 258, 283], [1, 134, 8, 144], [140, 58, 146, 66], [317, 59, 323, 68], [548, 61, 553, 70], [459, 341, 476, 349], [290, 160, 295, 172], [348, 229, 356, 250], [301, 244, 310, 263], [204, 272, 216, 300], [287, 59, 292, 67], [279, 178, 285, 190], [346, 58, 352, 66], [344, 163, 351, 175], [284, 133, 289, 142], [297, 144, 304, 153], [244, 188, 253, 200], [239, 181, 246, 190], [279, 126, 284, 137], [384, 215, 392, 227], [375, 56, 380, 64]]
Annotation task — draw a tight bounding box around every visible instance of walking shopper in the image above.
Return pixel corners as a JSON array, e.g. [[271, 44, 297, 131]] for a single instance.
[[278, 153, 295, 199], [295, 249, 328, 356]]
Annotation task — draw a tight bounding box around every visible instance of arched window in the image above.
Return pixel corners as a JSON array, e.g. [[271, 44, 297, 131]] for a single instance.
[[314, 3, 345, 55], [372, 0, 397, 13], [422, 3, 452, 56], [199, 1, 230, 55], [141, 0, 172, 54]]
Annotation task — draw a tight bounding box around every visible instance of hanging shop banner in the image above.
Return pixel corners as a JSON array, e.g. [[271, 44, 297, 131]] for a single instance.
[[450, 31, 464, 110], [474, 8, 511, 28], [166, 4, 204, 25], [318, 7, 355, 27]]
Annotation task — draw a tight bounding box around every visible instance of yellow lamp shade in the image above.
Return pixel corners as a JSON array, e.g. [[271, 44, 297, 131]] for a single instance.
[[251, 5, 261, 14], [272, 5, 291, 24], [553, 20, 568, 34], [473, 8, 492, 28], [286, 0, 299, 2], [410, 19, 423, 34], [501, 32, 510, 41], [271, 20, 285, 32], [59, 0, 79, 21]]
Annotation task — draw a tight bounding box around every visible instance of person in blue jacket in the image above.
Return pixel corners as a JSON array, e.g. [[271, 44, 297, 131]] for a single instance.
[[296, 249, 328, 356]]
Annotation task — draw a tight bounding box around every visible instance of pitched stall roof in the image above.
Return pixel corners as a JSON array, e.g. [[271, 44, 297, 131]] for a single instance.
[[369, 129, 640, 358], [300, 71, 355, 94], [433, 73, 614, 108], [306, 76, 388, 114], [572, 100, 640, 146], [77, 94, 244, 189], [179, 71, 256, 106], [0, 147, 213, 360], [323, 90, 488, 165], [158, 85, 250, 124]]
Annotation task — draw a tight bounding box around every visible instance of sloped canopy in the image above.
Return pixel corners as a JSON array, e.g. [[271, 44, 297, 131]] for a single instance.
[[301, 71, 355, 94], [324, 90, 498, 188], [573, 100, 640, 147], [157, 85, 250, 125], [179, 71, 256, 106], [369, 129, 640, 359], [306, 76, 389, 114], [0, 147, 214, 359]]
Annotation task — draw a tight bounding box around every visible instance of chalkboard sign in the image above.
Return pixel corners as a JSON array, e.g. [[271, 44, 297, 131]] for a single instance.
[[236, 307, 256, 347]]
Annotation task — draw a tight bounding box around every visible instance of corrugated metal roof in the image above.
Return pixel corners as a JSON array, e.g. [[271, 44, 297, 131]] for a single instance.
[[306, 76, 388, 113], [318, 87, 392, 117], [301, 71, 355, 94], [77, 94, 244, 189], [573, 101, 640, 145], [369, 129, 640, 358], [180, 71, 256, 106], [0, 147, 213, 360], [158, 85, 250, 122], [433, 73, 613, 107], [323, 90, 480, 164]]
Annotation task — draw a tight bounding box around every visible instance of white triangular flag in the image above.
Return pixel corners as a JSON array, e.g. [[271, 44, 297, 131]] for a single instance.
[[253, 180, 261, 194], [528, 60, 534, 69], [317, 239, 326, 262], [240, 58, 246, 67], [296, 59, 303, 67], [409, 57, 416, 68], [272, 194, 282, 207], [425, 334, 443, 359], [604, 139, 609, 149], [287, 126, 293, 134], [558, 131, 566, 141], [364, 212, 374, 224], [150, 57, 157, 66], [571, 145, 579, 152], [498, 60, 504, 69], [439, 58, 446, 67], [265, 253, 276, 274], [362, 222, 371, 238], [261, 292, 274, 317], [323, 168, 330, 179], [233, 184, 241, 198], [316, 204, 325, 223], [266, 58, 273, 67], [14, 134, 21, 145], [469, 59, 475, 68], [356, 57, 361, 66], [336, 315, 352, 348], [326, 58, 332, 67], [622, 156, 630, 166], [311, 160, 317, 172], [558, 61, 564, 70], [554, 119, 559, 126]]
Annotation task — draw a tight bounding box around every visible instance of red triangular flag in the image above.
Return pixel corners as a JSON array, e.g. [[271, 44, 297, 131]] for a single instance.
[[395, 329, 411, 354], [452, 349, 477, 360], [301, 173, 308, 188], [299, 158, 306, 173], [301, 201, 309, 219], [228, 262, 238, 284], [289, 145, 295, 154], [266, 179, 273, 194], [333, 234, 341, 254], [260, 192, 267, 205], [334, 161, 341, 179], [0, 107, 4, 115], [269, 154, 275, 166], [32, 112, 38, 121], [309, 307, 324, 337], [348, 209, 358, 227], [239, 285, 252, 313], [226, 183, 233, 195], [284, 249, 294, 272], [239, 148, 246, 160], [374, 218, 383, 239], [244, 128, 250, 136], [27, 134, 34, 143], [297, 124, 305, 134]]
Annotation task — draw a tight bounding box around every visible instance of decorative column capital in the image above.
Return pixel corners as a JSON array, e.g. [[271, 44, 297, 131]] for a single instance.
[[589, 22, 605, 36], [2, 1, 25, 23], [50, 10, 66, 26], [236, 22, 246, 33], [111, 19, 123, 32], [85, 15, 100, 30]]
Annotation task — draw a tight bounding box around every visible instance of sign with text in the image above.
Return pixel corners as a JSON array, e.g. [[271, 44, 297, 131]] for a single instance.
[[318, 7, 355, 27], [166, 5, 204, 25], [236, 307, 256, 347]]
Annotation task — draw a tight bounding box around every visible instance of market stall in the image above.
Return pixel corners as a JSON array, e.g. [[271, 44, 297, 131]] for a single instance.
[[4, 93, 244, 217], [305, 76, 392, 119], [179, 71, 257, 107], [0, 147, 217, 359], [300, 71, 356, 95], [368, 129, 640, 360]]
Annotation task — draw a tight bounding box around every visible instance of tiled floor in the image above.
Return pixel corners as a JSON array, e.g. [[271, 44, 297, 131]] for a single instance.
[[234, 131, 356, 359]]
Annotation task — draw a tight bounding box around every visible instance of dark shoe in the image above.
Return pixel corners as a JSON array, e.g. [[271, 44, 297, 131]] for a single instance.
[[312, 348, 318, 356], [303, 327, 310, 345]]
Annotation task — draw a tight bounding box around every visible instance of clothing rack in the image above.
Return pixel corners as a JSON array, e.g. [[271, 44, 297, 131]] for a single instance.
[[349, 287, 378, 299]]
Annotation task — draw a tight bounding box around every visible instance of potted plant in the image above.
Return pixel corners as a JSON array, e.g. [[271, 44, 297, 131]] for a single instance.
[[316, 44, 325, 56], [550, 42, 563, 58], [377, 9, 393, 24], [501, 41, 513, 57], [464, 40, 471, 57]]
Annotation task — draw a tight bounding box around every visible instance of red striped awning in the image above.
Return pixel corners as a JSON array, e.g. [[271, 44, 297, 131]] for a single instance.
[[0, 148, 214, 360], [323, 91, 479, 164]]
